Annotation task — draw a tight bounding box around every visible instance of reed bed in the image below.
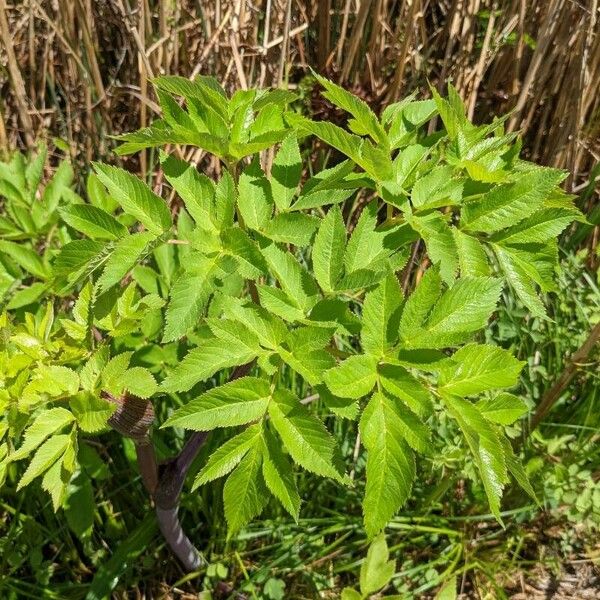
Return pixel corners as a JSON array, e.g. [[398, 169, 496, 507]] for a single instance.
[[0, 0, 598, 193]]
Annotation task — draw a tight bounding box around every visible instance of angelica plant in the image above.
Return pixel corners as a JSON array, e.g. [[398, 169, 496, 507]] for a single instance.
[[0, 74, 584, 571]]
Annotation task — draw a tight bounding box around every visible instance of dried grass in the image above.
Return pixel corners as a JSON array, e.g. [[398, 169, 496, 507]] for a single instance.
[[0, 0, 598, 195]]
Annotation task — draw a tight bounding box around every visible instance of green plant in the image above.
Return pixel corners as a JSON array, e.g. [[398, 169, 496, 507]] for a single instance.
[[0, 74, 585, 578]]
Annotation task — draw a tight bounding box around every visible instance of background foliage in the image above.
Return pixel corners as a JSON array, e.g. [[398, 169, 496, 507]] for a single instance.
[[0, 1, 599, 599]]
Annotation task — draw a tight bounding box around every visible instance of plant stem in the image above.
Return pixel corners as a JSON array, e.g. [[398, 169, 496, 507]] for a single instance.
[[153, 360, 255, 571], [529, 321, 600, 433]]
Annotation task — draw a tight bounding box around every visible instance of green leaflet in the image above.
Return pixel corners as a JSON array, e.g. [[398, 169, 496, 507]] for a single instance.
[[221, 226, 268, 279], [97, 231, 156, 293], [491, 207, 582, 245], [493, 244, 547, 318], [478, 393, 529, 425], [452, 229, 490, 277], [400, 275, 503, 349], [260, 241, 319, 312], [17, 434, 71, 491], [221, 297, 287, 350], [312, 206, 346, 293], [262, 213, 319, 247], [237, 158, 273, 230], [360, 391, 416, 536], [69, 393, 116, 433], [161, 340, 258, 393], [461, 168, 565, 233], [164, 377, 271, 429], [161, 153, 217, 230], [359, 534, 396, 596], [93, 163, 172, 235], [223, 444, 268, 536], [408, 212, 459, 284], [194, 424, 263, 488], [314, 72, 388, 146], [261, 427, 301, 520], [271, 135, 302, 210], [268, 389, 344, 481], [59, 204, 128, 240], [443, 395, 508, 521], [439, 344, 525, 396], [0, 240, 49, 280], [323, 354, 378, 399], [361, 273, 403, 357], [377, 364, 434, 418], [10, 408, 75, 462]]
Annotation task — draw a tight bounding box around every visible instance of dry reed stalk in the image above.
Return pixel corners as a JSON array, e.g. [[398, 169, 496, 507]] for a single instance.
[[0, 0, 35, 147], [0, 0, 596, 218]]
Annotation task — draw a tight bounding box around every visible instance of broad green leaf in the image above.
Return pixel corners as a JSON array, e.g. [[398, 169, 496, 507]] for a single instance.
[[402, 277, 502, 349], [0, 240, 49, 279], [237, 158, 273, 230], [42, 446, 74, 511], [344, 202, 384, 274], [452, 229, 490, 276], [287, 114, 393, 179], [64, 472, 95, 538], [221, 298, 287, 350], [69, 392, 116, 433], [278, 345, 335, 386], [97, 231, 156, 292], [444, 395, 507, 521], [194, 424, 263, 488], [409, 213, 458, 284], [491, 207, 579, 245], [93, 163, 172, 235], [500, 437, 537, 502], [323, 355, 378, 399], [60, 205, 128, 240], [262, 213, 319, 246], [313, 206, 346, 293], [478, 393, 528, 425], [164, 377, 271, 429], [101, 352, 132, 396], [161, 339, 257, 393], [439, 344, 524, 396], [461, 169, 565, 233], [430, 86, 460, 139], [360, 392, 416, 536], [378, 364, 434, 418], [314, 72, 388, 146], [260, 242, 319, 311], [359, 533, 396, 596], [271, 136, 302, 210], [223, 444, 268, 536], [221, 227, 268, 278], [123, 368, 158, 399], [493, 244, 546, 318], [257, 285, 306, 322], [53, 240, 107, 280], [361, 274, 403, 357], [162, 258, 222, 342], [411, 165, 462, 209], [10, 408, 75, 461], [269, 389, 344, 481], [398, 268, 442, 343], [435, 576, 458, 600], [17, 434, 70, 490], [207, 318, 262, 355], [161, 154, 216, 229], [262, 427, 300, 520]]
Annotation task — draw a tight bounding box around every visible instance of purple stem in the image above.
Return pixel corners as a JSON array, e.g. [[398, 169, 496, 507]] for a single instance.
[[153, 361, 255, 571]]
